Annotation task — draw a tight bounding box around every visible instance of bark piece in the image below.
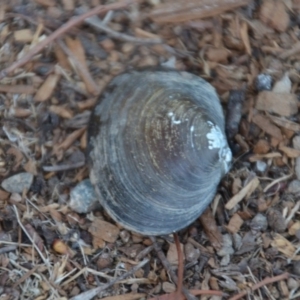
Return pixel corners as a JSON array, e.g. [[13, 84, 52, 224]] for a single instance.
[[256, 91, 298, 117]]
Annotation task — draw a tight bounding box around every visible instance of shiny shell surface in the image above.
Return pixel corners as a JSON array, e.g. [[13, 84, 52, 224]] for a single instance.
[[87, 69, 232, 235]]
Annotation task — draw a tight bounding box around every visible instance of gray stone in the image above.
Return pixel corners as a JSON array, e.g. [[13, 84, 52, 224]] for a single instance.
[[1, 172, 33, 194], [250, 213, 268, 232], [293, 135, 300, 151], [288, 180, 300, 195], [69, 179, 100, 213], [256, 160, 267, 173], [255, 74, 272, 91]]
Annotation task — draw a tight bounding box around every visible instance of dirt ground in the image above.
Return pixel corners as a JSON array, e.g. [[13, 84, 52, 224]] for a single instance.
[[0, 0, 300, 299]]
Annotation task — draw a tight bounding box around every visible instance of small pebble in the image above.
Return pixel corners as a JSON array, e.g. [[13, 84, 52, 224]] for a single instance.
[[287, 180, 300, 195], [293, 135, 300, 151], [250, 213, 268, 232], [120, 230, 131, 244], [256, 160, 267, 173], [1, 172, 33, 194], [295, 157, 300, 180], [232, 233, 242, 250], [255, 73, 272, 91], [69, 179, 100, 214], [217, 234, 234, 257], [267, 209, 286, 232], [288, 277, 300, 290], [292, 261, 300, 276], [97, 252, 112, 270], [162, 282, 176, 293], [184, 242, 200, 262]]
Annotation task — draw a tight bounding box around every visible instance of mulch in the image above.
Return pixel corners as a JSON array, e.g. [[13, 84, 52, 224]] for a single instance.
[[0, 0, 300, 299]]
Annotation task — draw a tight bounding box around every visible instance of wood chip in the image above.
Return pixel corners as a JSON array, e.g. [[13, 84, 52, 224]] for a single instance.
[[166, 242, 184, 266], [49, 105, 74, 119], [34, 73, 60, 102], [278, 145, 300, 158], [88, 219, 120, 243], [253, 139, 270, 154], [268, 114, 300, 132], [14, 29, 34, 43], [225, 177, 260, 210], [271, 233, 300, 260], [65, 36, 99, 95], [252, 113, 283, 140], [256, 91, 298, 117], [248, 152, 282, 162], [55, 127, 86, 151], [0, 85, 35, 94], [149, 0, 251, 23], [33, 0, 56, 6], [259, 0, 290, 32], [226, 213, 244, 234], [61, 0, 74, 11], [101, 294, 146, 300], [199, 207, 222, 250], [288, 222, 300, 236]]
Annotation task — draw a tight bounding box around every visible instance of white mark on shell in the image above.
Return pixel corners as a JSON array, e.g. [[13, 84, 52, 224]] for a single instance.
[[206, 121, 232, 173], [168, 112, 181, 124], [190, 126, 195, 148]]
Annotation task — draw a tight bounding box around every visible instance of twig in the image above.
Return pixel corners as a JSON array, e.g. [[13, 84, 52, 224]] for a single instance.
[[0, 245, 17, 254], [5, 13, 99, 95], [12, 265, 40, 289], [263, 173, 293, 193], [174, 233, 184, 300], [150, 236, 197, 300], [229, 272, 289, 300], [13, 205, 49, 267], [42, 161, 85, 172], [77, 7, 163, 45], [135, 245, 154, 261], [70, 258, 149, 300], [0, 0, 137, 80]]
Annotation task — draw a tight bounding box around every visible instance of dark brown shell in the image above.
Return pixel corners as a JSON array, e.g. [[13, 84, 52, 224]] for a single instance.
[[87, 69, 232, 235]]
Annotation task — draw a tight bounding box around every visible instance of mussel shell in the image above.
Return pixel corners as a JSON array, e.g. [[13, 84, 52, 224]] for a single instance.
[[87, 69, 231, 235]]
